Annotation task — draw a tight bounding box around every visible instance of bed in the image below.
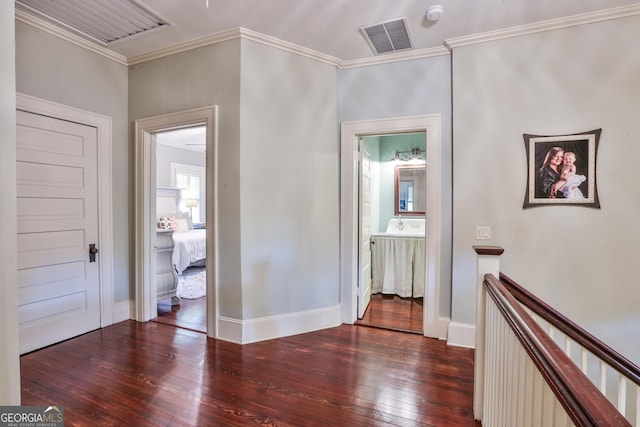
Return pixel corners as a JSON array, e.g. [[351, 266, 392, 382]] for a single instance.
[[156, 187, 206, 275], [171, 229, 206, 275]]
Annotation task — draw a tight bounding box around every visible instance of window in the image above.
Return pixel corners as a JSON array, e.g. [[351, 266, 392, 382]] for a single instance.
[[171, 162, 205, 223]]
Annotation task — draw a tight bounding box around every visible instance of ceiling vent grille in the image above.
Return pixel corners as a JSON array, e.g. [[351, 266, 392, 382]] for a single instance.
[[361, 18, 413, 55], [15, 0, 172, 46]]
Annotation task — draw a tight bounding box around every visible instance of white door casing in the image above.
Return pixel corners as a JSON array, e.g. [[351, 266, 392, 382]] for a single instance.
[[340, 115, 442, 338], [17, 110, 100, 354], [134, 106, 218, 338], [358, 143, 372, 318]]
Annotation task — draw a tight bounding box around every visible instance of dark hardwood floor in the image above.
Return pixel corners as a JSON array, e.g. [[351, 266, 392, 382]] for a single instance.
[[21, 321, 479, 426], [154, 292, 423, 337], [155, 296, 206, 333], [356, 294, 424, 334]]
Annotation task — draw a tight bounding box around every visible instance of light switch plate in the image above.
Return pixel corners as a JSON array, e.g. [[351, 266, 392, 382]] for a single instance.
[[476, 226, 491, 240]]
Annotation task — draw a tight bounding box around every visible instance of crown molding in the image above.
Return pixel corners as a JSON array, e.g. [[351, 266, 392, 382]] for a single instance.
[[128, 28, 450, 68], [104, 27, 343, 67], [238, 28, 341, 67], [127, 28, 242, 65], [16, 4, 640, 67], [15, 8, 128, 65], [445, 3, 640, 50], [339, 46, 450, 69]]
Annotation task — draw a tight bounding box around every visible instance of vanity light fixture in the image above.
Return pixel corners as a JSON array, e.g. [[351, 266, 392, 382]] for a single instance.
[[391, 147, 425, 162]]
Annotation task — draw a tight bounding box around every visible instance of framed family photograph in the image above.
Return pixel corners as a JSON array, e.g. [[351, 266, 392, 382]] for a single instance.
[[522, 129, 601, 209]]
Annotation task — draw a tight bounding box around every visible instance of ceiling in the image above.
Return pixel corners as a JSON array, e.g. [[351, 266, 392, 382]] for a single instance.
[[156, 126, 206, 153], [16, 0, 639, 151], [15, 0, 640, 64]]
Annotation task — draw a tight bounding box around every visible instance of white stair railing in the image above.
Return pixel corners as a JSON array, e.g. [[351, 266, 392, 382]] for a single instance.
[[474, 246, 638, 426], [503, 273, 640, 426]]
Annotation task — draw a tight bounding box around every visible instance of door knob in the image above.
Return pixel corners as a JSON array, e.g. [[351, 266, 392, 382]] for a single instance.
[[89, 243, 98, 262]]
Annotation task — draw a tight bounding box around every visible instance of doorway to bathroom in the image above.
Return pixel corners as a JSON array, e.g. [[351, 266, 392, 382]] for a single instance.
[[356, 132, 426, 334], [339, 115, 442, 339]]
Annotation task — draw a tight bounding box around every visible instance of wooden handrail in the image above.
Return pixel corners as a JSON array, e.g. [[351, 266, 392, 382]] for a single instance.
[[484, 274, 630, 426], [500, 273, 640, 388], [473, 245, 504, 256]]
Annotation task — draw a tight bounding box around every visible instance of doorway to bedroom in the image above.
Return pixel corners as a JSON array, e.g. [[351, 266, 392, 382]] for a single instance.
[[153, 126, 207, 333], [134, 106, 217, 338]]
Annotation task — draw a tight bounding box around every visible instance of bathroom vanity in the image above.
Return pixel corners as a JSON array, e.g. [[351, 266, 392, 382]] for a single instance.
[[371, 218, 426, 298]]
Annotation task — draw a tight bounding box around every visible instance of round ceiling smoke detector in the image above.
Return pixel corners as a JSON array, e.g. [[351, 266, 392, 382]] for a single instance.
[[426, 5, 444, 22]]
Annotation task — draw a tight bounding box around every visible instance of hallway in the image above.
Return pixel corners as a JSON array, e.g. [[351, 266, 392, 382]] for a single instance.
[[21, 320, 478, 426]]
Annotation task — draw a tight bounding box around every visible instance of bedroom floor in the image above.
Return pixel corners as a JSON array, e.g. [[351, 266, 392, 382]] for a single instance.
[[155, 297, 206, 333], [154, 266, 207, 333]]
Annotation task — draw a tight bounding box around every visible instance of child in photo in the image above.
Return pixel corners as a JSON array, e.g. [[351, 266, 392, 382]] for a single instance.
[[556, 151, 586, 199]]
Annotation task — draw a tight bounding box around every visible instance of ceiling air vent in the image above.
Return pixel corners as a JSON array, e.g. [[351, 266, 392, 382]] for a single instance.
[[15, 0, 172, 46], [361, 18, 413, 55]]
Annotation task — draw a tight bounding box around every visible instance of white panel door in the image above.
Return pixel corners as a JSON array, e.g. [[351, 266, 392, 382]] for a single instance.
[[16, 110, 100, 354], [358, 146, 372, 318]]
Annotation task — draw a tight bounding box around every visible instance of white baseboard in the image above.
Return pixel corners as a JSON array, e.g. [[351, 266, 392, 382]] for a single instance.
[[113, 299, 466, 349], [437, 316, 450, 340], [217, 304, 342, 344], [113, 299, 134, 323], [217, 316, 243, 343], [447, 322, 476, 349]]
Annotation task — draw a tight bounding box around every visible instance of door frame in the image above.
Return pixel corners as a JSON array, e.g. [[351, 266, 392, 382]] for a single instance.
[[340, 115, 442, 338], [16, 92, 115, 327], [134, 106, 218, 338]]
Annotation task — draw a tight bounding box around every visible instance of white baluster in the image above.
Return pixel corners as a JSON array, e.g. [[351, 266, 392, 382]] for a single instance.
[[617, 374, 626, 416], [564, 337, 571, 357], [600, 361, 607, 394], [635, 384, 639, 427]]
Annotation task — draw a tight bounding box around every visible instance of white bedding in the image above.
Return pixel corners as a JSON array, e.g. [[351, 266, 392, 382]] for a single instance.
[[172, 229, 206, 275]]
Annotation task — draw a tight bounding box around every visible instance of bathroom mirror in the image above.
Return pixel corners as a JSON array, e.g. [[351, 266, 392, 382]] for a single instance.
[[395, 165, 426, 215]]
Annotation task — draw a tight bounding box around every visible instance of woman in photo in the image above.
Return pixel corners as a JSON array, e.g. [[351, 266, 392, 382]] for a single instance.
[[536, 146, 564, 199]]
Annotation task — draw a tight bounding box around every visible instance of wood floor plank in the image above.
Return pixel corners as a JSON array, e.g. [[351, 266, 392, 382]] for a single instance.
[[356, 294, 424, 333], [21, 321, 479, 426], [155, 297, 207, 333]]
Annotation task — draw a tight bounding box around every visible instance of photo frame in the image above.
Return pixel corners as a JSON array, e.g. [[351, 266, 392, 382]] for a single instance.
[[522, 129, 601, 209]]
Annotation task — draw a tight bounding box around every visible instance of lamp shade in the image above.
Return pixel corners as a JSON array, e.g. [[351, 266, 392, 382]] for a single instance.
[[184, 198, 198, 208]]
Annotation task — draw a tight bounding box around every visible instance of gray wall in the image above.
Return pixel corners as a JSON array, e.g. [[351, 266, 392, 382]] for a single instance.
[[239, 39, 339, 318], [156, 145, 206, 188], [338, 56, 453, 318], [451, 14, 640, 363], [129, 39, 244, 317], [15, 22, 130, 301], [130, 38, 339, 320], [156, 144, 206, 220]]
